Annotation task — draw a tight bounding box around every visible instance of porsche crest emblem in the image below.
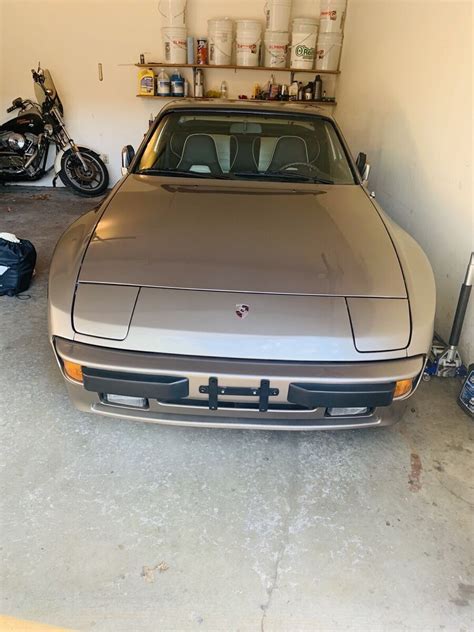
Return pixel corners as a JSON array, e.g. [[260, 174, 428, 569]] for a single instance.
[[235, 304, 250, 319]]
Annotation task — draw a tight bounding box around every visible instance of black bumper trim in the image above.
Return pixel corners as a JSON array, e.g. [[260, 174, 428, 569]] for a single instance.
[[287, 381, 396, 408], [83, 368, 189, 401]]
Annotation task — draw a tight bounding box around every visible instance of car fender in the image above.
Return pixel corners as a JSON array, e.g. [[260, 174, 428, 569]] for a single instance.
[[48, 179, 126, 342], [367, 195, 436, 358]]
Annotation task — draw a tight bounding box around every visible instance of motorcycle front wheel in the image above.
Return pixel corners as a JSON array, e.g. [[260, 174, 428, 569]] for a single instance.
[[59, 147, 109, 197]]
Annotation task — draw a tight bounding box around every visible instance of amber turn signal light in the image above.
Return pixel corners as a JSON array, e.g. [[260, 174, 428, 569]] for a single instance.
[[63, 360, 83, 383], [394, 379, 412, 399]]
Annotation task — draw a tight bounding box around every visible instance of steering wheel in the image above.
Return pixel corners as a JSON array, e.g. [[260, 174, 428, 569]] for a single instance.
[[279, 161, 331, 180], [280, 161, 321, 173]]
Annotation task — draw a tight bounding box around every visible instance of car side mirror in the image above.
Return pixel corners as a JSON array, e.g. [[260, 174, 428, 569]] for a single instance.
[[362, 163, 371, 183], [356, 152, 371, 184], [121, 145, 135, 175]]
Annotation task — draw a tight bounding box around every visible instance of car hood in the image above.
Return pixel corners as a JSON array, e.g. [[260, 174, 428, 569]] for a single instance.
[[78, 175, 406, 298]]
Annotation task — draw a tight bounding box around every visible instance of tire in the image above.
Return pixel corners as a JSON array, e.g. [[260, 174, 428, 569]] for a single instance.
[[59, 147, 109, 197]]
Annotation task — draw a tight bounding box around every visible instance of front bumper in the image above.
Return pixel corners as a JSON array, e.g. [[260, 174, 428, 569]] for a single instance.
[[54, 338, 424, 430]]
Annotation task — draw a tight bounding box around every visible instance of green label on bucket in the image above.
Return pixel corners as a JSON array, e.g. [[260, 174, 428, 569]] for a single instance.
[[295, 45, 315, 60]]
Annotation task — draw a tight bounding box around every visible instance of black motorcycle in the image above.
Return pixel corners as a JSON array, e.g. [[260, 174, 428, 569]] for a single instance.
[[0, 66, 109, 196]]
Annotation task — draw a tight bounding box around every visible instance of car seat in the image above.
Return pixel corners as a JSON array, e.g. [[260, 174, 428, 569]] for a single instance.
[[176, 134, 223, 175], [267, 136, 309, 172], [229, 135, 261, 173]]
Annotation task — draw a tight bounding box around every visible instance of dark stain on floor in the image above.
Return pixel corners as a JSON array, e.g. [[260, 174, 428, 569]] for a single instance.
[[450, 583, 474, 607], [409, 452, 422, 492]]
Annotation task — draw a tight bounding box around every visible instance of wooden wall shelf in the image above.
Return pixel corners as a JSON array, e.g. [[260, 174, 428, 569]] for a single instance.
[[136, 95, 337, 106], [136, 62, 340, 75]]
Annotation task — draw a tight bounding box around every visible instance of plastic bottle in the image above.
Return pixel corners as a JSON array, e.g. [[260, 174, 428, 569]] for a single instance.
[[138, 68, 155, 95], [220, 81, 228, 99], [157, 69, 171, 97], [170, 70, 185, 97]]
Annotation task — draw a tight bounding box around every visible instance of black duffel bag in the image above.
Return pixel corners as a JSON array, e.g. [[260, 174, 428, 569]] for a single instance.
[[0, 235, 37, 296]]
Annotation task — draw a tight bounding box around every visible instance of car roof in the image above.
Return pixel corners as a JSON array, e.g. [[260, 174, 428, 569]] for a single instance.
[[159, 98, 335, 120]]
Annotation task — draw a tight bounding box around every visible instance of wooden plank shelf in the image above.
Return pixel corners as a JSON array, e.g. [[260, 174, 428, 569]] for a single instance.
[[135, 62, 340, 75], [136, 95, 337, 105]]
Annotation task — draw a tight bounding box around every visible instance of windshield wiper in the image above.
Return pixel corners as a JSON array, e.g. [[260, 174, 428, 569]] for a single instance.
[[137, 168, 231, 180], [266, 170, 334, 184], [233, 171, 334, 184], [232, 171, 311, 182]]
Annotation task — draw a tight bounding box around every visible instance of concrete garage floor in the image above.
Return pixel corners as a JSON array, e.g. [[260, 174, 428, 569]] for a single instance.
[[0, 187, 473, 632]]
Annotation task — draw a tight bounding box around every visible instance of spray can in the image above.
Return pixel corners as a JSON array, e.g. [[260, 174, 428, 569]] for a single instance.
[[197, 38, 208, 65], [314, 74, 323, 100], [194, 68, 204, 97]]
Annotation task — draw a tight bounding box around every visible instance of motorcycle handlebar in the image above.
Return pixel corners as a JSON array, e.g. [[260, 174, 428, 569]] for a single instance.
[[6, 104, 18, 113]]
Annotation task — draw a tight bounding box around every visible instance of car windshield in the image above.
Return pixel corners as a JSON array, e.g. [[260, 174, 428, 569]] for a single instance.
[[136, 110, 356, 184]]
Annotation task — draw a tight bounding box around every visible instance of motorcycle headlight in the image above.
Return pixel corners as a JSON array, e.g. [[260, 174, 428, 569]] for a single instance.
[[44, 123, 54, 136], [7, 133, 25, 151]]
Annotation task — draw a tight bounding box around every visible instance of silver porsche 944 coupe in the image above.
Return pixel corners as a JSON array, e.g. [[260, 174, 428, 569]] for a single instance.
[[48, 100, 435, 430]]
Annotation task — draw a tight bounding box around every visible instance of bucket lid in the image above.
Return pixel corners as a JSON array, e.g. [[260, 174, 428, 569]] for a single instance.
[[236, 19, 262, 29], [264, 30, 289, 38], [317, 31, 343, 39], [292, 16, 319, 26], [208, 17, 233, 25], [208, 18, 234, 31], [162, 26, 187, 33]]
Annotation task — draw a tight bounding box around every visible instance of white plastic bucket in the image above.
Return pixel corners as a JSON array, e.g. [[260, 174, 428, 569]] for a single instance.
[[208, 18, 234, 65], [319, 0, 346, 33], [158, 0, 187, 27], [236, 20, 262, 67], [264, 31, 289, 68], [264, 0, 292, 32], [290, 17, 318, 69], [162, 26, 187, 64], [315, 31, 342, 71]]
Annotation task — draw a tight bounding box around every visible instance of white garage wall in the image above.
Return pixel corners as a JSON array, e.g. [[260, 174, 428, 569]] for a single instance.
[[336, 0, 473, 362]]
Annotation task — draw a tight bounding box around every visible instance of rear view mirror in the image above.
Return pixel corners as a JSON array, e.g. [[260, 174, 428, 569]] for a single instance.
[[356, 152, 371, 184], [121, 145, 135, 175]]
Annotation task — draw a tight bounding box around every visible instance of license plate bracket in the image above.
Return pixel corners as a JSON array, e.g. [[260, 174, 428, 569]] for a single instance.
[[199, 378, 279, 412]]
